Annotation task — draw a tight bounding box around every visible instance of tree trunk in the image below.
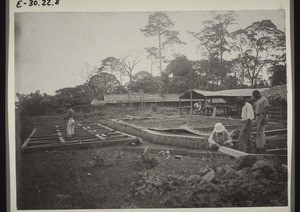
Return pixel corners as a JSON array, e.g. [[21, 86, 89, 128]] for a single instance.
[[119, 74, 123, 85], [251, 78, 255, 88], [129, 71, 132, 85], [150, 56, 153, 76], [220, 40, 224, 85], [158, 32, 162, 77]]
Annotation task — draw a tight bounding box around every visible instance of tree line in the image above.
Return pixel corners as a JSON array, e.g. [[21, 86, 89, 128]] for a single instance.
[[83, 11, 286, 97], [16, 11, 286, 117]]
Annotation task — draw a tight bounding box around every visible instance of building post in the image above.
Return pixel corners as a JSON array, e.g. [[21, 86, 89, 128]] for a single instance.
[[190, 90, 193, 115], [179, 97, 182, 115]]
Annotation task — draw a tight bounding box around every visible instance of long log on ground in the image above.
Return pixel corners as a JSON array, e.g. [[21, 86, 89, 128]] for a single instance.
[[218, 146, 249, 158], [218, 146, 287, 164]]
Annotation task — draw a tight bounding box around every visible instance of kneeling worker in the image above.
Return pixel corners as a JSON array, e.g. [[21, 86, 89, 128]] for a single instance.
[[208, 123, 233, 150]]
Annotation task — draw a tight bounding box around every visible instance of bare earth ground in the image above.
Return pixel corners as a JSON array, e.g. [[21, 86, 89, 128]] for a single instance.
[[16, 107, 288, 209], [17, 147, 235, 209]]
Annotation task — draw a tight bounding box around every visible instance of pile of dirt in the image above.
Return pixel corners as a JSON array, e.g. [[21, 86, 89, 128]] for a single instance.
[[127, 155, 288, 208], [131, 147, 159, 171]]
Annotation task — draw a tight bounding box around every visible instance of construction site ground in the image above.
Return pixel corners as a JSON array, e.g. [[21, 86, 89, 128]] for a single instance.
[[16, 106, 289, 209]]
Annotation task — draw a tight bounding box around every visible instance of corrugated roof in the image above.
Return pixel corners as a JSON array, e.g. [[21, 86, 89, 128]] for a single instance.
[[92, 93, 183, 104], [179, 88, 269, 99]]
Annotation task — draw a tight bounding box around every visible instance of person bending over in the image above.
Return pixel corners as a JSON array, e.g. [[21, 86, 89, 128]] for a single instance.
[[208, 123, 233, 150]]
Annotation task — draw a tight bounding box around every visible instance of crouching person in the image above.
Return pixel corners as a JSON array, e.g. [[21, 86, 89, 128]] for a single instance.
[[208, 123, 233, 151]]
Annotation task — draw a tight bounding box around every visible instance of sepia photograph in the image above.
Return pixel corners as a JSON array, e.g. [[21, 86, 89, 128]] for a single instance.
[[8, 0, 292, 211]]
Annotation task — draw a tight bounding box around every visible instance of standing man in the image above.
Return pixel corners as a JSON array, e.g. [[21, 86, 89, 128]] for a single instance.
[[235, 96, 255, 153], [65, 104, 76, 137], [252, 90, 269, 153]]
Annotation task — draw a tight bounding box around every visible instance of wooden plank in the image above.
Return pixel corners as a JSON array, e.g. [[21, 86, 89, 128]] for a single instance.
[[105, 135, 128, 140], [34, 131, 57, 135], [79, 124, 106, 139], [35, 129, 57, 132], [266, 148, 287, 155], [105, 132, 122, 136], [23, 123, 140, 152], [30, 134, 58, 138], [57, 131, 65, 143], [28, 140, 60, 144], [30, 137, 61, 141], [97, 123, 138, 139], [27, 141, 61, 146], [65, 135, 95, 139], [21, 128, 37, 148], [95, 134, 105, 140], [23, 137, 139, 152], [218, 146, 249, 158], [251, 128, 287, 137], [82, 123, 97, 126], [28, 128, 37, 137], [24, 142, 63, 149], [266, 136, 287, 149], [92, 128, 114, 132], [81, 138, 101, 142]]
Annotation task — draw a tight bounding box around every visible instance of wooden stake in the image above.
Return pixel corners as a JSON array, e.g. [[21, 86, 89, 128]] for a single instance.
[[179, 98, 182, 115], [190, 90, 193, 115]]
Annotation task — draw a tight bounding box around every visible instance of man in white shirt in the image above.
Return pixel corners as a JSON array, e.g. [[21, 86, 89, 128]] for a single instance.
[[235, 96, 254, 153]]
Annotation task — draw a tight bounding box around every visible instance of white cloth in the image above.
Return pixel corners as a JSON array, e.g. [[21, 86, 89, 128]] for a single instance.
[[241, 102, 254, 121], [211, 107, 216, 118], [194, 102, 201, 110], [67, 118, 75, 136]]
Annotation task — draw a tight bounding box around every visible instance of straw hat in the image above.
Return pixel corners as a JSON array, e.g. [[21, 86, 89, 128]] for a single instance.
[[214, 123, 225, 133]]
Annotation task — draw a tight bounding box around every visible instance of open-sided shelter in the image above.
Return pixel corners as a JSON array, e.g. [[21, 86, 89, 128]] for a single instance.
[[179, 88, 269, 115]]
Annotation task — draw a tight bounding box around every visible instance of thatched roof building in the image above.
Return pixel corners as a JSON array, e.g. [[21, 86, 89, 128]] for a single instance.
[[261, 85, 287, 102]]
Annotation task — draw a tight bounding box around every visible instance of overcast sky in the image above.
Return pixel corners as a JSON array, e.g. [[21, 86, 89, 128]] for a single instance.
[[15, 10, 285, 95]]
